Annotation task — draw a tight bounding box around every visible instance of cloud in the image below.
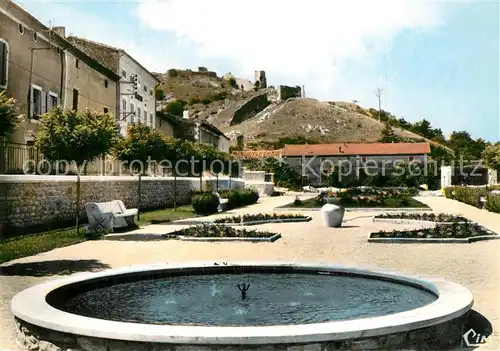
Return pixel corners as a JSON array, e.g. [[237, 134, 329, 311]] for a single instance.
[[137, 0, 443, 85]]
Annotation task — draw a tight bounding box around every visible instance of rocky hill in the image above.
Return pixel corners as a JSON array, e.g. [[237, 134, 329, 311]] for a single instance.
[[155, 69, 447, 150]]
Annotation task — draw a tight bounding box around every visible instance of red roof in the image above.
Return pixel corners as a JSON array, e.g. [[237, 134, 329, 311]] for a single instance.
[[232, 150, 283, 160], [282, 143, 431, 157]]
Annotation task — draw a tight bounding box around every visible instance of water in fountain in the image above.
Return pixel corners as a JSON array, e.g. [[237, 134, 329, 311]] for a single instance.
[[59, 272, 436, 326]]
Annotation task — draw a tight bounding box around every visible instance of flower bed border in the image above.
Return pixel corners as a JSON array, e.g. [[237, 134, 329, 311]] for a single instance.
[[162, 233, 281, 242], [215, 217, 312, 226], [275, 207, 430, 212], [372, 218, 472, 226], [368, 225, 499, 244]]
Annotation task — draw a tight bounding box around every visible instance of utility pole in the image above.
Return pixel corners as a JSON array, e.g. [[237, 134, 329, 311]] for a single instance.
[[375, 88, 384, 122]]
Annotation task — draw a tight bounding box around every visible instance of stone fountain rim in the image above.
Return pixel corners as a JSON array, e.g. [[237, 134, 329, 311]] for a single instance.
[[10, 261, 473, 345]]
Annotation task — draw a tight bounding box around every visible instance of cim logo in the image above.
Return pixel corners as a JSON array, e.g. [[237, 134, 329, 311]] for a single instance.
[[463, 328, 490, 347]]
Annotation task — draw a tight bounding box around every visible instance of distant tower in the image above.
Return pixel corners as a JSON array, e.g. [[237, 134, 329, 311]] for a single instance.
[[254, 70, 267, 89], [302, 85, 306, 98]]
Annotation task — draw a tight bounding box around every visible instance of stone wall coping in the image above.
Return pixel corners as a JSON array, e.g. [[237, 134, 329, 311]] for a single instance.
[[11, 262, 473, 345], [0, 175, 245, 184]]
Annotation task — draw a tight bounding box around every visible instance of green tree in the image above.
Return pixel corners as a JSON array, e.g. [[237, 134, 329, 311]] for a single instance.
[[0, 91, 21, 174], [482, 143, 500, 169], [379, 123, 399, 143], [114, 124, 166, 219], [448, 131, 488, 161], [36, 107, 117, 230], [155, 87, 165, 101], [0, 91, 20, 138], [165, 100, 187, 117]]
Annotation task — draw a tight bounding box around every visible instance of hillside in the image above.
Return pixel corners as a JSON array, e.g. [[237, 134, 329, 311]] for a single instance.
[[155, 69, 449, 151]]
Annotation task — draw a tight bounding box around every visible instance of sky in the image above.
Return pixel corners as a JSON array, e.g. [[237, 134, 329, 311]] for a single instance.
[[17, 0, 500, 142]]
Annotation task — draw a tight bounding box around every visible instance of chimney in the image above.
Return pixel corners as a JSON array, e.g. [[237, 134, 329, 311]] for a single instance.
[[183, 110, 190, 119], [53, 26, 66, 38]]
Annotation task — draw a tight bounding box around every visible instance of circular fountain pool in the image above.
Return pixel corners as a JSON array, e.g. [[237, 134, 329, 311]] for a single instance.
[[11, 262, 473, 351]]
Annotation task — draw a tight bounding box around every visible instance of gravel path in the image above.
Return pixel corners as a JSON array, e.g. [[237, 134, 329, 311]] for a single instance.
[[1, 195, 499, 350]]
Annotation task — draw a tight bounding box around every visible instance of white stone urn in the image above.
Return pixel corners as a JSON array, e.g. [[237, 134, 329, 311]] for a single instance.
[[321, 203, 345, 228]]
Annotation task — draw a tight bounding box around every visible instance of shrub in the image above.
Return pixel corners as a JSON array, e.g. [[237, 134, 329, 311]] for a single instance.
[[227, 188, 259, 209], [189, 97, 201, 105], [191, 193, 220, 215], [226, 77, 237, 88], [165, 100, 187, 117], [201, 97, 212, 105], [453, 187, 486, 207], [167, 69, 179, 78], [486, 194, 500, 213]]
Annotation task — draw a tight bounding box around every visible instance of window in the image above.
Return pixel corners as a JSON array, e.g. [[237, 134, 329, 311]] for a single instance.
[[150, 89, 153, 96], [18, 23, 24, 34], [103, 107, 109, 113], [121, 70, 126, 78], [130, 103, 135, 123], [150, 113, 153, 126], [31, 85, 43, 118], [75, 59, 79, 69], [72, 89, 79, 110], [47, 91, 58, 111], [104, 79, 108, 88], [33, 32, 38, 42], [144, 85, 148, 93], [137, 107, 141, 123], [0, 39, 8, 89], [122, 99, 127, 111]]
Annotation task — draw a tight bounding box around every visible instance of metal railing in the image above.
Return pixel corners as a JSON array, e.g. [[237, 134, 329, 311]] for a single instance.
[[0, 142, 45, 174]]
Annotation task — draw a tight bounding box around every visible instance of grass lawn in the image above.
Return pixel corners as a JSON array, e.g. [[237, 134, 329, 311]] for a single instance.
[[137, 205, 195, 226], [0, 228, 86, 264], [279, 197, 429, 209], [0, 206, 196, 264]]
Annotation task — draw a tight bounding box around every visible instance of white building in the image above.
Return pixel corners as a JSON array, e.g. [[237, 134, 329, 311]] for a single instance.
[[66, 37, 160, 136]]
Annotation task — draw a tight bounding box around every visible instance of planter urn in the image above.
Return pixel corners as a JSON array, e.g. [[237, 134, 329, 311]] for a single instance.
[[321, 203, 345, 228], [325, 196, 341, 205]]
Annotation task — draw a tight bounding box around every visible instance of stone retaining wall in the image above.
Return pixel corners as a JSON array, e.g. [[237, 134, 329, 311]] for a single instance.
[[15, 312, 468, 351], [0, 175, 245, 234]]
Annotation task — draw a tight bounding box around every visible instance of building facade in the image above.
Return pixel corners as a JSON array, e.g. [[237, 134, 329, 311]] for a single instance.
[[65, 37, 159, 136], [0, 1, 120, 146], [282, 142, 430, 185], [56, 28, 119, 117], [0, 0, 63, 144], [194, 121, 230, 153]]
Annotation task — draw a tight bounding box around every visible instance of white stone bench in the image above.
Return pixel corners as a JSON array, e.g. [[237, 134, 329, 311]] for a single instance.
[[85, 200, 138, 233], [214, 193, 229, 212]]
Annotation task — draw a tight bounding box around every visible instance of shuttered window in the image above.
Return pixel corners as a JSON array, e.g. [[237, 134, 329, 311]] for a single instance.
[[0, 39, 8, 88]]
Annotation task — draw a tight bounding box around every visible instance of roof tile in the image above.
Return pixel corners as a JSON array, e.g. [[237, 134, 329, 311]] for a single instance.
[[282, 143, 431, 157]]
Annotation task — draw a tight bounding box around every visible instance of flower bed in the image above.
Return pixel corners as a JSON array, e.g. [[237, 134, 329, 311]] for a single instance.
[[311, 187, 424, 208], [370, 222, 494, 239], [374, 213, 470, 223], [163, 224, 279, 241], [214, 213, 311, 225]]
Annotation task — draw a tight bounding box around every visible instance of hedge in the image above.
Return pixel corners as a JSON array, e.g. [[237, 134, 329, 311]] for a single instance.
[[444, 186, 500, 213], [191, 193, 220, 215], [227, 188, 259, 209], [190, 188, 260, 214]]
